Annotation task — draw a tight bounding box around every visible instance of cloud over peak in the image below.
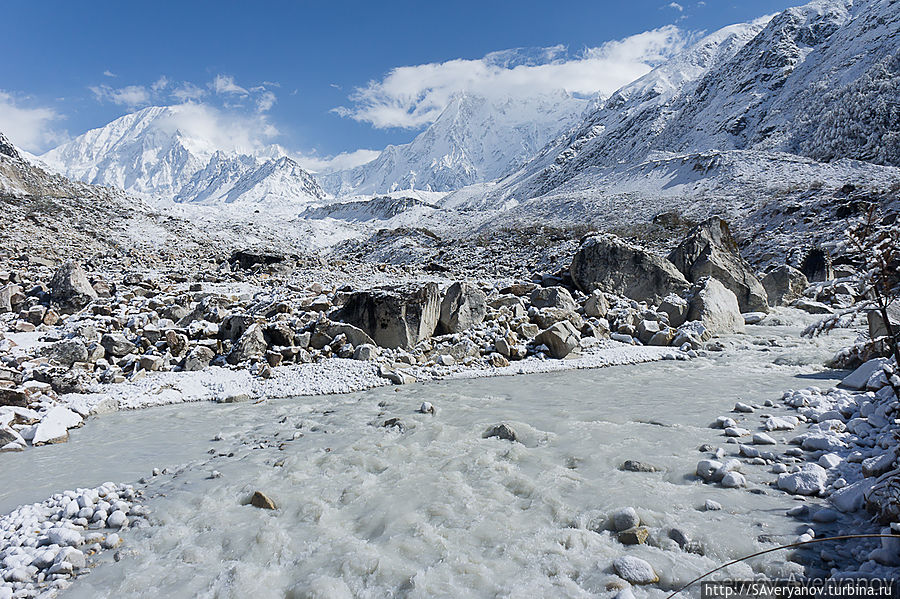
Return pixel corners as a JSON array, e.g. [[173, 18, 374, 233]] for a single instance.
[[333, 25, 687, 129]]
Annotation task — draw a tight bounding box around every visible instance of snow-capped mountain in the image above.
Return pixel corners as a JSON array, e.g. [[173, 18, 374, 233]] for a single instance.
[[470, 0, 898, 206], [320, 91, 587, 196], [40, 105, 326, 207]]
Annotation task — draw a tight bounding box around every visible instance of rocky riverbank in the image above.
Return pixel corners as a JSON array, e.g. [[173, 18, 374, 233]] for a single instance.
[[0, 216, 858, 456]]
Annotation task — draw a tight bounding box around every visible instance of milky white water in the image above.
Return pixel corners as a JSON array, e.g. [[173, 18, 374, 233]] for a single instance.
[[2, 324, 856, 598]]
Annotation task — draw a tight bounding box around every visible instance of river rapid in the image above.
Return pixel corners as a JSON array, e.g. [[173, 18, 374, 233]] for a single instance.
[[3, 323, 856, 598]]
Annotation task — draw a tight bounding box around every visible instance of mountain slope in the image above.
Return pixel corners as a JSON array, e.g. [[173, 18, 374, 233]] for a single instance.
[[40, 105, 325, 208], [320, 91, 587, 196], [470, 0, 898, 207]]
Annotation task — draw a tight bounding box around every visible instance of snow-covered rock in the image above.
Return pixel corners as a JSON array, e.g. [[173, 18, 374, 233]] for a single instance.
[[31, 407, 82, 445], [778, 463, 828, 495]]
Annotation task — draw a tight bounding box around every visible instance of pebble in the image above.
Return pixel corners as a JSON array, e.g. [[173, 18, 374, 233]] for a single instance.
[[250, 491, 277, 510], [697, 459, 723, 481], [734, 402, 754, 413], [704, 499, 723, 511], [818, 453, 842, 469], [812, 508, 840, 523], [752, 432, 777, 445], [0, 482, 141, 596], [612, 556, 658, 585], [725, 426, 751, 437], [611, 507, 640, 532], [107, 510, 128, 528], [721, 472, 747, 488]]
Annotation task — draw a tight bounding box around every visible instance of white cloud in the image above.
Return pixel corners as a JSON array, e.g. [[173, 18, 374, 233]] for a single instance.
[[89, 84, 151, 108], [171, 82, 206, 102], [256, 90, 276, 113], [0, 91, 67, 153], [667, 2, 684, 11], [212, 74, 248, 95], [103, 70, 117, 78], [334, 26, 687, 129], [151, 76, 169, 92], [154, 103, 279, 155], [295, 148, 380, 173]]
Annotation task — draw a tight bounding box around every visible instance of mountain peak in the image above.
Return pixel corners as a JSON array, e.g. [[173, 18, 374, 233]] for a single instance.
[[0, 132, 21, 161], [320, 90, 587, 196], [39, 105, 324, 209]]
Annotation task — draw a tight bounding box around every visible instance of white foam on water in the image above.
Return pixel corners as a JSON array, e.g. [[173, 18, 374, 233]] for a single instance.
[[2, 323, 855, 598]]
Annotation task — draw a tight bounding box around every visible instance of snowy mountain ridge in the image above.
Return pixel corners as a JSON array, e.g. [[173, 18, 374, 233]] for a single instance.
[[319, 91, 588, 196], [40, 105, 326, 208], [466, 0, 899, 208]]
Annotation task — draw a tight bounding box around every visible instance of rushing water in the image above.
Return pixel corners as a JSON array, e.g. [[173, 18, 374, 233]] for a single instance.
[[2, 325, 855, 598]]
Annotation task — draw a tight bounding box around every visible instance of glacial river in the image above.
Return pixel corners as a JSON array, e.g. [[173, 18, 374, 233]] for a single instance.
[[2, 323, 855, 598]]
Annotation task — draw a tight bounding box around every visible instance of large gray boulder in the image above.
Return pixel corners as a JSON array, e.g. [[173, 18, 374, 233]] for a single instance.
[[530, 287, 576, 312], [761, 265, 809, 307], [534, 321, 580, 359], [439, 282, 486, 334], [184, 346, 215, 371], [48, 339, 88, 367], [227, 323, 267, 364], [685, 277, 745, 336], [337, 284, 440, 349], [667, 217, 768, 313], [570, 235, 689, 305], [100, 333, 137, 358], [49, 261, 97, 310]]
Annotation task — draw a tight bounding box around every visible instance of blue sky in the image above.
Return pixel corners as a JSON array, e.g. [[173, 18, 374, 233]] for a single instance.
[[1, 0, 799, 168]]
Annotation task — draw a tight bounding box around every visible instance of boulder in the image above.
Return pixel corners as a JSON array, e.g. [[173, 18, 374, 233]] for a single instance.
[[761, 265, 809, 307], [777, 463, 827, 496], [337, 284, 440, 349], [583, 290, 609, 318], [100, 333, 137, 358], [227, 323, 267, 364], [618, 526, 650, 545], [49, 339, 89, 367], [534, 321, 580, 359], [667, 217, 768, 312], [658, 294, 689, 328], [0, 283, 22, 313], [353, 344, 378, 361], [685, 278, 745, 336], [0, 388, 29, 408], [484, 423, 518, 442], [839, 358, 889, 391], [184, 346, 215, 371], [530, 286, 576, 312], [439, 282, 487, 334], [48, 261, 97, 309], [219, 314, 259, 342], [32, 406, 83, 445], [570, 234, 689, 304]]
